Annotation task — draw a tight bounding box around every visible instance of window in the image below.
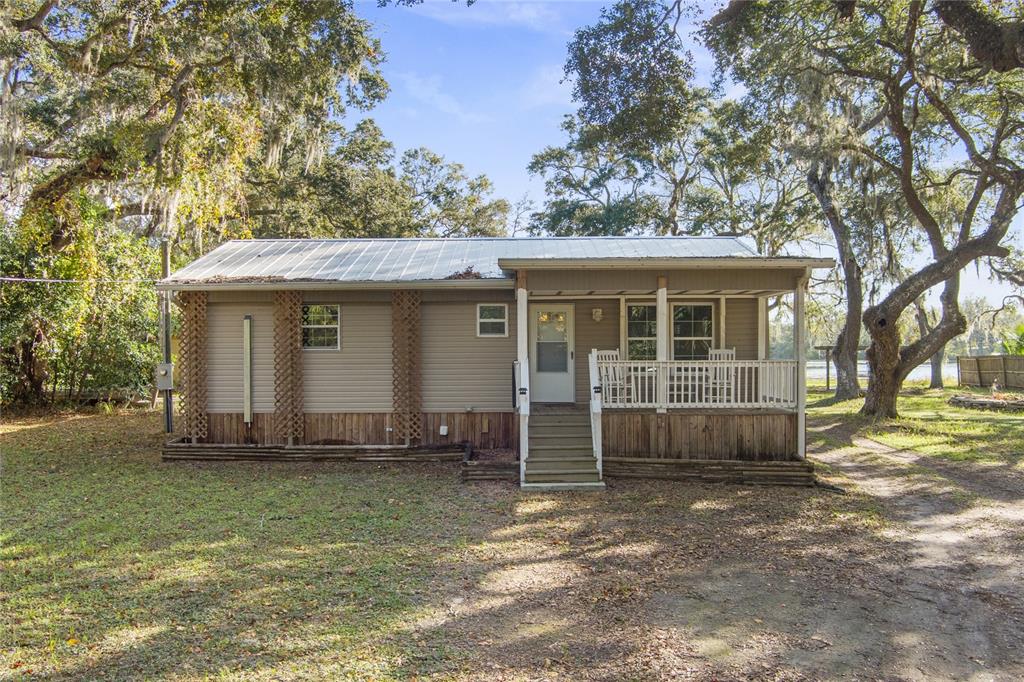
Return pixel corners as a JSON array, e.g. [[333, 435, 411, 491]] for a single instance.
[[672, 304, 714, 359], [302, 304, 340, 350], [477, 303, 508, 337], [626, 304, 657, 360]]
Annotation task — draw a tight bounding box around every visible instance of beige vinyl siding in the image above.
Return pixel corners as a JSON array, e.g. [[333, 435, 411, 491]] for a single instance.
[[724, 298, 758, 360], [571, 299, 620, 403], [206, 303, 275, 412], [421, 300, 517, 412], [302, 304, 392, 412]]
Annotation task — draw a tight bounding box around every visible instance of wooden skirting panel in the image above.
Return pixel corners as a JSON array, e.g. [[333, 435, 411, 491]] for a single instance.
[[461, 460, 518, 482], [602, 411, 798, 461], [422, 412, 516, 450], [163, 439, 464, 463], [203, 411, 515, 448], [604, 457, 815, 486]]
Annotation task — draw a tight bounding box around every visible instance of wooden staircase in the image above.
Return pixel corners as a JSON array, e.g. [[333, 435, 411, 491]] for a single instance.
[[522, 410, 604, 490]]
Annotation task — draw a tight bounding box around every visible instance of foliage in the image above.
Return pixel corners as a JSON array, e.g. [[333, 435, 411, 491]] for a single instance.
[[705, 0, 1024, 417], [1003, 324, 1024, 356], [1, 204, 160, 404], [1, 2, 510, 404], [527, 116, 661, 236], [534, 0, 820, 253], [401, 147, 509, 237]]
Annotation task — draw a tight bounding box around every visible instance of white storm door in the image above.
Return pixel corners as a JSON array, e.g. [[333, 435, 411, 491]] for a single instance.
[[529, 304, 575, 403]]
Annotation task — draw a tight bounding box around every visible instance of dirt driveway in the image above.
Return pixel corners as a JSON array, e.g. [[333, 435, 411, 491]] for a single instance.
[[419, 417, 1024, 681]]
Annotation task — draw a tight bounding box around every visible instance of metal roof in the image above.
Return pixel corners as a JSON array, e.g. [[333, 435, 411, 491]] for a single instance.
[[161, 237, 822, 289]]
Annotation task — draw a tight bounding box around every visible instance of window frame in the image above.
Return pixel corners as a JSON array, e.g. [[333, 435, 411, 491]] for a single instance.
[[476, 303, 509, 338], [671, 302, 715, 360], [625, 303, 658, 361], [301, 303, 341, 351]]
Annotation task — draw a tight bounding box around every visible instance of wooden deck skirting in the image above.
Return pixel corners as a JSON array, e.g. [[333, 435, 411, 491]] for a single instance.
[[201, 411, 517, 448], [163, 439, 465, 462], [602, 411, 799, 461], [604, 457, 815, 486]]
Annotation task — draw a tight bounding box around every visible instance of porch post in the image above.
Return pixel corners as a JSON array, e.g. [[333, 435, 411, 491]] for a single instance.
[[656, 275, 669, 411], [516, 270, 530, 482], [757, 296, 768, 360], [794, 273, 808, 459]]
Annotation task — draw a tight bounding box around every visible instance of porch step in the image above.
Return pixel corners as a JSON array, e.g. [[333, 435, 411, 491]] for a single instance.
[[521, 481, 606, 491], [528, 445, 594, 457], [524, 470, 603, 484], [525, 457, 600, 472], [530, 415, 590, 426], [529, 426, 592, 437]]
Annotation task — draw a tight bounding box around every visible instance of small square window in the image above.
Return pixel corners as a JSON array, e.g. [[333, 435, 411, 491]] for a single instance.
[[477, 304, 508, 337], [302, 304, 340, 350]]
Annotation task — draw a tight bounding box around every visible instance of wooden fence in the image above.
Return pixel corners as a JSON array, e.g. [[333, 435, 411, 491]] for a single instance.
[[957, 355, 1024, 390]]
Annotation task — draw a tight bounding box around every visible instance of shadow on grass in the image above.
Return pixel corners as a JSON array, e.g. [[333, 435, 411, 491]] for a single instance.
[[3, 410, 1023, 680]]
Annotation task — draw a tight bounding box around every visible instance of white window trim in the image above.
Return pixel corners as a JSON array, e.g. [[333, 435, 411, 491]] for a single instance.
[[476, 303, 509, 338], [671, 302, 715, 360], [302, 303, 341, 351], [625, 302, 658, 360]]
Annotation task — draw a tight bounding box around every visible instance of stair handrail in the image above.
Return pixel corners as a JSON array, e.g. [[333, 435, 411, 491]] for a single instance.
[[515, 359, 530, 483], [588, 349, 603, 479]]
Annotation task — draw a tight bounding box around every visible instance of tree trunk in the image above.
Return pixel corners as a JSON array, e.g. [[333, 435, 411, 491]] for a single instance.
[[807, 160, 862, 400], [929, 350, 944, 389], [861, 322, 901, 418], [913, 298, 945, 389], [863, 276, 966, 418]]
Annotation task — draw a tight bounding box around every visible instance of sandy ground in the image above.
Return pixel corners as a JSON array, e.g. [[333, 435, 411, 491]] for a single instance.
[[409, 418, 1024, 681]]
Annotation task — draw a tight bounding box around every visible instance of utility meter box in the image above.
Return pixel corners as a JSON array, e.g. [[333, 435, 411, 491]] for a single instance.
[[155, 363, 174, 390]]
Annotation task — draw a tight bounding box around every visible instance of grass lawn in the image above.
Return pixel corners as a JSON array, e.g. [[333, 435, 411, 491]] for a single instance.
[[808, 381, 1024, 469], [2, 389, 1022, 680]]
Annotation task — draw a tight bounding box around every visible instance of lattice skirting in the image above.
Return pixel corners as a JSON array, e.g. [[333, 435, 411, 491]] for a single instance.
[[273, 291, 304, 444], [177, 291, 208, 441], [391, 290, 422, 442]]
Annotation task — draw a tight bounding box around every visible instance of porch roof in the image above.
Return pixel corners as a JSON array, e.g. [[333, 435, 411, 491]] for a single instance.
[[158, 237, 833, 291]]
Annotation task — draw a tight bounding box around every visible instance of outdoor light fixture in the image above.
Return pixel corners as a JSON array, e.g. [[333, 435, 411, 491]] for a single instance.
[[591, 308, 603, 323]]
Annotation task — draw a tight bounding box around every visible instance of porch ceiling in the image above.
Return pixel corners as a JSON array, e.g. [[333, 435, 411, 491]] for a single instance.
[[527, 289, 793, 297]]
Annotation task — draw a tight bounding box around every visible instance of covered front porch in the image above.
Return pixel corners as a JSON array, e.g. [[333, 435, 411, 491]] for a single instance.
[[508, 262, 814, 488]]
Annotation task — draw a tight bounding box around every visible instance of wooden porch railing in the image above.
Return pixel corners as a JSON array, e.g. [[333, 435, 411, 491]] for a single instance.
[[595, 358, 799, 409]]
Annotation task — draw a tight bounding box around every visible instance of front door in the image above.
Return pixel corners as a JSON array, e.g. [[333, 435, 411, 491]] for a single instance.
[[529, 304, 575, 403]]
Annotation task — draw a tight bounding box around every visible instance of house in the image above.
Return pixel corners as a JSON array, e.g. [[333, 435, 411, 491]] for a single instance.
[[157, 237, 833, 489]]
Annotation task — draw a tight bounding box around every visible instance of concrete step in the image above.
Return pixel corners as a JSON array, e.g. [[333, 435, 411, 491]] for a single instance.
[[524, 470, 602, 484], [520, 481, 606, 491]]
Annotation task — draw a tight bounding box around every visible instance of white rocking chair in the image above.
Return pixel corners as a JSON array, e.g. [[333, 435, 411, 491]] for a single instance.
[[706, 348, 736, 404], [594, 349, 628, 405]]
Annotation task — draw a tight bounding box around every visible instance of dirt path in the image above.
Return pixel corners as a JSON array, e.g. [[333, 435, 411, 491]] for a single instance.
[[806, 425, 1024, 680]]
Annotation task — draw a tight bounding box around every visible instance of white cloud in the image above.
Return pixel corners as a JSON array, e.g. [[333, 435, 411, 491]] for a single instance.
[[399, 72, 489, 124], [518, 64, 574, 110], [404, 0, 567, 34]]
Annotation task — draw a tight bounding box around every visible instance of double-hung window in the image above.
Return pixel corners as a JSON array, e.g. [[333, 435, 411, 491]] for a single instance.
[[672, 304, 714, 359], [477, 303, 508, 337], [626, 304, 657, 360], [302, 304, 340, 350]]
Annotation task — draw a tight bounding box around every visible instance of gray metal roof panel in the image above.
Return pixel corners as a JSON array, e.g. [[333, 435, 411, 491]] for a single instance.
[[164, 236, 777, 284]]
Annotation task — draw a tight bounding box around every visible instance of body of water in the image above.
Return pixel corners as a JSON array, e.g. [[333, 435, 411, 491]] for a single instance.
[[804, 359, 959, 382]]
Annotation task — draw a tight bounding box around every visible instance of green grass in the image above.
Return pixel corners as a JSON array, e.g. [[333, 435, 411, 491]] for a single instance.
[[807, 382, 1024, 468], [1, 408, 894, 680]]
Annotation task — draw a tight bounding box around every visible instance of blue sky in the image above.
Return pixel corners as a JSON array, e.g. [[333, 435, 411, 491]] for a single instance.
[[355, 0, 611, 203], [354, 0, 1015, 305]]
